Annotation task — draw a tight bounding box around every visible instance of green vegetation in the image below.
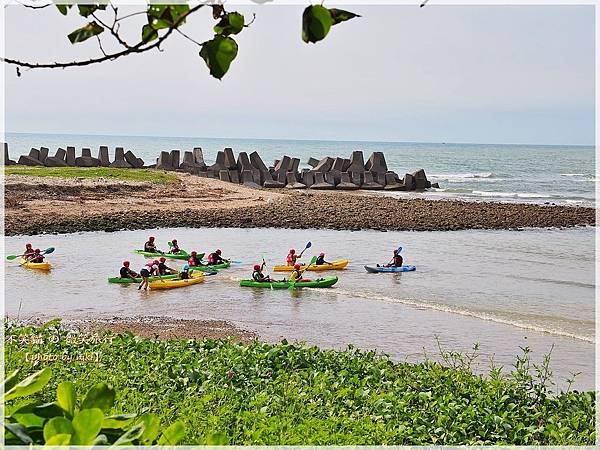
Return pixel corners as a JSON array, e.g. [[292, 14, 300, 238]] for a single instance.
[[4, 368, 184, 445], [4, 166, 178, 184], [4, 322, 595, 445]]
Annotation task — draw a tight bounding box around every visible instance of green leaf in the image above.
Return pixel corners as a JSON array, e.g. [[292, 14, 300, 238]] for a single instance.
[[44, 417, 74, 442], [34, 401, 65, 418], [3, 369, 20, 392], [302, 5, 333, 43], [55, 4, 72, 16], [4, 367, 52, 401], [45, 433, 72, 445], [68, 21, 104, 44], [71, 408, 104, 445], [57, 382, 76, 417], [147, 4, 190, 30], [77, 5, 107, 18], [12, 403, 47, 428], [141, 24, 158, 43], [199, 35, 239, 80], [81, 383, 115, 412], [329, 8, 361, 25], [4, 423, 34, 444], [102, 413, 136, 430], [139, 413, 161, 445], [158, 421, 185, 445], [112, 421, 145, 446], [214, 12, 245, 36], [206, 432, 229, 445]]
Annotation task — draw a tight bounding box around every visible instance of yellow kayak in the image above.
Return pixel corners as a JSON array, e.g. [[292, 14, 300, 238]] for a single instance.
[[273, 259, 349, 272], [20, 258, 52, 271], [149, 272, 204, 290]]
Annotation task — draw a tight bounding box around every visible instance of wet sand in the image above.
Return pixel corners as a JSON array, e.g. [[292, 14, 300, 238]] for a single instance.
[[4, 172, 595, 236]]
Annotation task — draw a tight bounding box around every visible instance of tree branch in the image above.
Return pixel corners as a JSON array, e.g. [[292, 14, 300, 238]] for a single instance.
[[1, 3, 206, 70], [92, 11, 133, 49]]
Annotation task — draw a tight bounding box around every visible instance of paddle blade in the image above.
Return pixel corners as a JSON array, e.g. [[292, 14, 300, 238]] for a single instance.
[[43, 247, 55, 255], [396, 246, 402, 254], [310, 255, 317, 264], [168, 241, 173, 247], [305, 241, 312, 249], [6, 255, 18, 260]]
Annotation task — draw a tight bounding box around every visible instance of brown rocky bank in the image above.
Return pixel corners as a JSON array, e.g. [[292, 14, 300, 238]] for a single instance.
[[4, 173, 595, 235]]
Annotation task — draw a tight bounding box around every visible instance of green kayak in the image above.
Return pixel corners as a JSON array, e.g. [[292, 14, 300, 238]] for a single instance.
[[199, 261, 231, 270], [239, 276, 338, 289], [133, 249, 202, 261], [108, 267, 213, 284]]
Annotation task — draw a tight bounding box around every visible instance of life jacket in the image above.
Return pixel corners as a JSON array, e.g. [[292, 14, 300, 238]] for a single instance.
[[208, 253, 216, 264], [286, 254, 297, 265], [144, 241, 156, 252], [188, 256, 201, 266], [316, 256, 325, 265], [252, 270, 263, 281], [158, 262, 168, 274], [289, 270, 302, 282]]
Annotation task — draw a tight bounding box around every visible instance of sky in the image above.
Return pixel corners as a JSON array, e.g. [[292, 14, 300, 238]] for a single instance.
[[3, 4, 595, 145]]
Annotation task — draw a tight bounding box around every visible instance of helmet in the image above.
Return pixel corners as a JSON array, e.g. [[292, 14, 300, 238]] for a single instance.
[[294, 263, 301, 269], [183, 264, 190, 270], [149, 236, 155, 241], [254, 264, 261, 271], [26, 243, 32, 248], [172, 239, 177, 243], [191, 251, 197, 256], [123, 261, 130, 267], [319, 252, 325, 257], [159, 257, 166, 262], [289, 249, 295, 254], [34, 248, 40, 253], [216, 249, 222, 255]]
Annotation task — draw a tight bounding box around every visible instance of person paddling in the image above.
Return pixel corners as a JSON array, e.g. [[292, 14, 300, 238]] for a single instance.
[[286, 249, 298, 266], [169, 239, 181, 254], [315, 252, 330, 266], [23, 243, 35, 259], [288, 263, 305, 282], [180, 264, 191, 280], [188, 251, 204, 267], [158, 257, 177, 275], [207, 249, 227, 265], [28, 249, 45, 263], [120, 261, 139, 280], [144, 236, 161, 253], [385, 249, 403, 268], [138, 260, 159, 290], [252, 262, 272, 282]]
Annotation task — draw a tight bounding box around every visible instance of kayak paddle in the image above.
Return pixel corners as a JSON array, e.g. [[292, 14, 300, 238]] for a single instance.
[[7, 246, 54, 261], [298, 241, 312, 258]]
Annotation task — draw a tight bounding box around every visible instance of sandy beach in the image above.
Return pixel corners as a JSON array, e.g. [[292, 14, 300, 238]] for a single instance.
[[4, 172, 595, 236]]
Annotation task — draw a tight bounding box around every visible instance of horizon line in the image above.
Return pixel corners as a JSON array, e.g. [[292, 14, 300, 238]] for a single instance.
[[3, 130, 594, 148]]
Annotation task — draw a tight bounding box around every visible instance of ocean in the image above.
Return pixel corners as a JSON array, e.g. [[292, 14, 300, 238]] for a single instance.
[[4, 132, 596, 206]]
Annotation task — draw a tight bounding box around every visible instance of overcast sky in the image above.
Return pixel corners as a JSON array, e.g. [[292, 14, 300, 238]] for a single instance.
[[4, 4, 595, 145]]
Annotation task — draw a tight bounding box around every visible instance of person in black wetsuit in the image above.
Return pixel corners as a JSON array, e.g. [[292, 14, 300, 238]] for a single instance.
[[252, 263, 271, 282], [180, 264, 191, 279], [315, 252, 330, 266], [385, 250, 403, 268], [169, 239, 181, 254], [120, 261, 138, 280], [144, 236, 161, 253], [158, 257, 177, 275]]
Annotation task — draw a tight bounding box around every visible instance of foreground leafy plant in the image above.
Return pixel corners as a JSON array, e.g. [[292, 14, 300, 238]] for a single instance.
[[3, 367, 185, 445]]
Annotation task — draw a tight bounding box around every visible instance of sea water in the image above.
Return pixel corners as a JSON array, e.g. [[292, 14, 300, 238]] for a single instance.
[[5, 132, 595, 206], [5, 226, 594, 390]]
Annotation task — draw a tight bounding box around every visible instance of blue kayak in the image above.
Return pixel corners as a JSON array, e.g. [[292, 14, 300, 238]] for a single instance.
[[364, 265, 416, 273]]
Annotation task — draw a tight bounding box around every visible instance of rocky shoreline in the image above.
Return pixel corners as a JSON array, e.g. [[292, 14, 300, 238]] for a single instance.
[[4, 173, 595, 236]]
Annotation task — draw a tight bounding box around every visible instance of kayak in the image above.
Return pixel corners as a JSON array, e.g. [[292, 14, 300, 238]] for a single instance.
[[133, 249, 200, 261], [272, 259, 349, 272], [364, 265, 416, 273], [149, 272, 204, 290], [107, 267, 213, 284], [240, 276, 338, 289], [197, 261, 231, 271], [20, 258, 52, 271]]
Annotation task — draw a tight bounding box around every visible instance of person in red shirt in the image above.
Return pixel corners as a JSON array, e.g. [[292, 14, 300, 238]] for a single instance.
[[188, 251, 204, 267], [286, 249, 297, 266]]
